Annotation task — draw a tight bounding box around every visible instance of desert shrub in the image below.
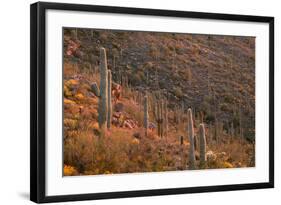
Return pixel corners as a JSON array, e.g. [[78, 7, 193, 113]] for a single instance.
[[175, 44, 184, 55], [173, 86, 183, 98], [201, 99, 210, 114], [64, 132, 95, 173], [64, 118, 78, 130], [130, 71, 145, 86], [74, 93, 85, 101], [64, 85, 72, 97], [144, 62, 154, 69], [207, 159, 234, 169], [183, 68, 192, 81], [232, 113, 240, 129], [220, 103, 230, 112], [162, 45, 172, 56], [224, 94, 234, 103], [124, 100, 143, 125], [149, 45, 160, 59], [205, 112, 215, 124], [64, 165, 78, 176], [244, 128, 255, 142]]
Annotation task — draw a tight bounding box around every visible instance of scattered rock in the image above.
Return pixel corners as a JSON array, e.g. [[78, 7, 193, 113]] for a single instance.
[[65, 79, 79, 87], [64, 85, 72, 97], [133, 132, 141, 139], [72, 74, 83, 80], [73, 50, 84, 58], [148, 122, 156, 131], [64, 118, 78, 130], [223, 162, 234, 168], [66, 39, 80, 57], [131, 138, 140, 145], [113, 111, 122, 119], [206, 151, 217, 162], [64, 98, 76, 105], [75, 93, 85, 100], [123, 119, 137, 129], [112, 117, 120, 126], [114, 103, 124, 112]]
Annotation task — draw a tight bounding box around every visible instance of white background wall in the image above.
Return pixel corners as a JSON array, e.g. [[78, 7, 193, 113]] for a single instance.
[[0, 0, 279, 204]]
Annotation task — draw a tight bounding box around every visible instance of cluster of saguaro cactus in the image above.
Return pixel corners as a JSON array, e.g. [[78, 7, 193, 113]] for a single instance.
[[91, 47, 112, 135], [186, 108, 207, 169], [150, 91, 169, 138]]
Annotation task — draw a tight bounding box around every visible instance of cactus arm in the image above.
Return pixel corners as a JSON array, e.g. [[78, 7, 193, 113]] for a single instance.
[[91, 83, 100, 97]]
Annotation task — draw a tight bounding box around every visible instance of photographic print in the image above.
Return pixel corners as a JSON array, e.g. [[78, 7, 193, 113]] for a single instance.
[[63, 28, 255, 176], [31, 2, 274, 202]]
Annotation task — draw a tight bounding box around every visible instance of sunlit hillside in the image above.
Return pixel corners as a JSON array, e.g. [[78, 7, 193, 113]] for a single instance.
[[63, 28, 255, 176]]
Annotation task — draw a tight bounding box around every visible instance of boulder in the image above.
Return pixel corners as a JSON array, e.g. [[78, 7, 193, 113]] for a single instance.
[[206, 150, 217, 162]]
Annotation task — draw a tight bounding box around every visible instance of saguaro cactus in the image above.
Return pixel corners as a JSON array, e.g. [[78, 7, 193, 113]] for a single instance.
[[199, 123, 206, 167], [187, 108, 196, 169], [230, 122, 234, 139], [91, 47, 108, 135], [107, 70, 112, 129], [180, 100, 185, 122], [144, 94, 149, 135], [164, 100, 168, 136], [173, 105, 179, 124], [154, 100, 164, 138]]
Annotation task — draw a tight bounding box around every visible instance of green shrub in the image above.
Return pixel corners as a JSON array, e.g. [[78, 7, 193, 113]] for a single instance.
[[173, 87, 183, 98]]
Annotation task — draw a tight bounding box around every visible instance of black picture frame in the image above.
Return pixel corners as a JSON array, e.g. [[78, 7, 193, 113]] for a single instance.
[[30, 2, 274, 203]]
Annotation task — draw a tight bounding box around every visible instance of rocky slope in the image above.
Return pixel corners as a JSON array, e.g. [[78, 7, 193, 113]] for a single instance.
[[64, 28, 255, 141]]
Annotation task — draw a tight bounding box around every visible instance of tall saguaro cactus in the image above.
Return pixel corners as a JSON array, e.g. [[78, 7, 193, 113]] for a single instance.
[[154, 100, 164, 138], [144, 95, 149, 136], [151, 92, 164, 138], [91, 47, 109, 136], [230, 122, 234, 139], [164, 100, 168, 136], [107, 70, 112, 129], [199, 123, 206, 167], [98, 47, 108, 133], [187, 108, 196, 169]]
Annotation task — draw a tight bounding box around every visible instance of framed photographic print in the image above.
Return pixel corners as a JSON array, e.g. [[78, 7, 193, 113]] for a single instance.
[[30, 1, 274, 203]]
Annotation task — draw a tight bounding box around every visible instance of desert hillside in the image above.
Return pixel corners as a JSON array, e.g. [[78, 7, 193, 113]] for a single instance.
[[63, 28, 255, 176]]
